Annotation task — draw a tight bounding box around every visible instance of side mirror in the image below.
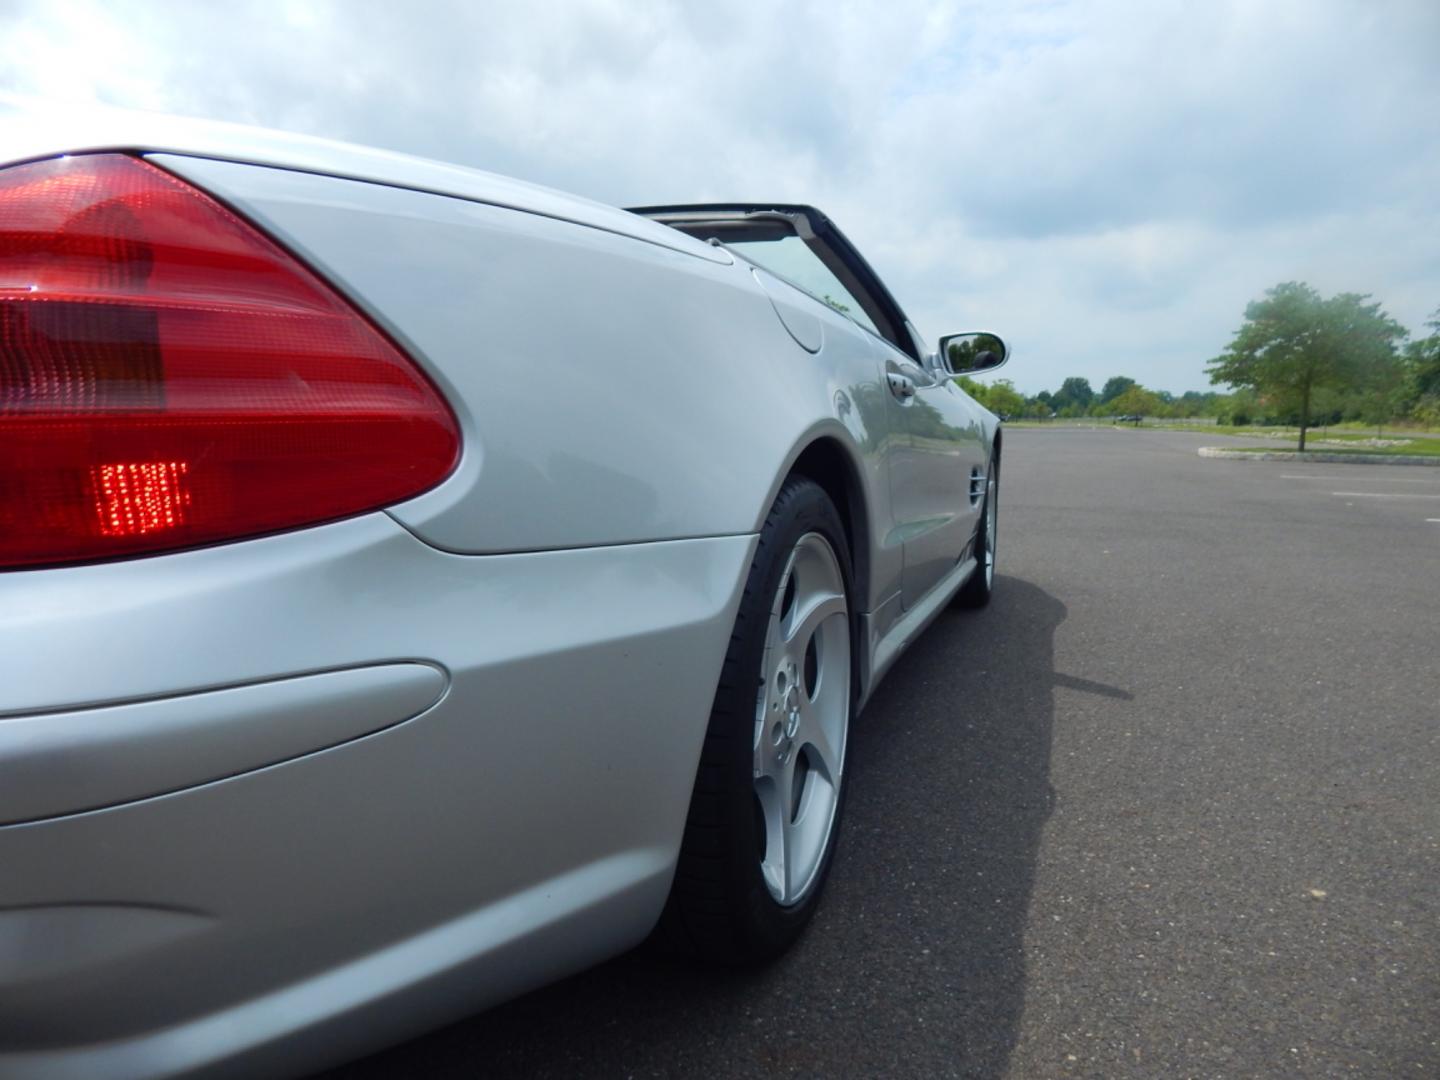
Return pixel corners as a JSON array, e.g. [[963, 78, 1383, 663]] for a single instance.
[[939, 332, 1009, 375]]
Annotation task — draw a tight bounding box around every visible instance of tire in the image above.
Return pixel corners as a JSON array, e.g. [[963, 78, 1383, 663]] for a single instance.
[[955, 448, 999, 609], [659, 476, 855, 964]]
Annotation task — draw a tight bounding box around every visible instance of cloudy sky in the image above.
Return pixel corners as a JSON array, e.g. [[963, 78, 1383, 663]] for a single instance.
[[3, 0, 1437, 394]]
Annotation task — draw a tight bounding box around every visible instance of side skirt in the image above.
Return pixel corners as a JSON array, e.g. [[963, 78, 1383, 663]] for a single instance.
[[857, 554, 977, 711]]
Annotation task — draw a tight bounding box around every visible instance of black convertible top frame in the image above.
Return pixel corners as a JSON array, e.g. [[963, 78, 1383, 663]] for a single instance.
[[628, 203, 920, 362]]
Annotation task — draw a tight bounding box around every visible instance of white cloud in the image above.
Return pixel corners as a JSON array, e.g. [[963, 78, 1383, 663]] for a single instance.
[[2, 0, 1437, 393]]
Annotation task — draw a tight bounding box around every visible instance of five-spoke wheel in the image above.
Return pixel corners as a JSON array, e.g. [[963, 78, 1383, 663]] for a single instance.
[[753, 531, 850, 907], [660, 477, 854, 962]]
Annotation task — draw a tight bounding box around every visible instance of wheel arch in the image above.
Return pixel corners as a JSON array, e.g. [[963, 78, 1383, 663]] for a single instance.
[[781, 433, 873, 620], [771, 432, 869, 720]]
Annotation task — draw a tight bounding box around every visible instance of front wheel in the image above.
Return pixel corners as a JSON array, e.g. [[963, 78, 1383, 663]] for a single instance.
[[659, 477, 854, 964], [955, 449, 998, 609]]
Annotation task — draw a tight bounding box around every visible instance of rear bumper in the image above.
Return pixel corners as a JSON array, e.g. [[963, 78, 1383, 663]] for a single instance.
[[0, 515, 754, 1079]]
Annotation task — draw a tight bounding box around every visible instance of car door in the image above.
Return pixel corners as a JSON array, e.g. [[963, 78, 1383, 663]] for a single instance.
[[877, 333, 987, 607], [628, 202, 983, 611]]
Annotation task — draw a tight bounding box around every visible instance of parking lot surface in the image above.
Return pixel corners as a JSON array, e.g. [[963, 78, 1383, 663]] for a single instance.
[[318, 428, 1438, 1078]]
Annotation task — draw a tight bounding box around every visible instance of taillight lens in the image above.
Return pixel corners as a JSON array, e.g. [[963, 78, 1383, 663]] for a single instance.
[[0, 153, 460, 569]]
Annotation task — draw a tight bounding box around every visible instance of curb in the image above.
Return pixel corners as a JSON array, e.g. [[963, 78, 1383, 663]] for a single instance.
[[1198, 447, 1440, 467]]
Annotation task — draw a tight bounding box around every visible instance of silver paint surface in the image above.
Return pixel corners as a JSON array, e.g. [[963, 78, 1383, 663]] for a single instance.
[[0, 102, 999, 1079]]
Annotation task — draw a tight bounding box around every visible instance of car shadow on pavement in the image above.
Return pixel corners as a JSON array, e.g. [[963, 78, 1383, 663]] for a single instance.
[[316, 576, 1073, 1080]]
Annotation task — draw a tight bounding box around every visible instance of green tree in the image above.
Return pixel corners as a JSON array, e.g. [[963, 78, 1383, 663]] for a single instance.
[[1021, 394, 1052, 419], [953, 375, 987, 406], [1108, 384, 1164, 419], [1310, 385, 1346, 427], [1355, 352, 1407, 436], [1173, 390, 1214, 418], [1207, 282, 1407, 451], [1219, 388, 1259, 425], [1052, 376, 1095, 413], [1402, 306, 1440, 427], [984, 379, 1026, 418], [1100, 376, 1137, 404], [1415, 396, 1440, 429]]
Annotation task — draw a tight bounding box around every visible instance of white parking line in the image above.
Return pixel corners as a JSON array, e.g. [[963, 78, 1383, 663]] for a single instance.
[[1331, 491, 1440, 499], [1283, 474, 1440, 484]]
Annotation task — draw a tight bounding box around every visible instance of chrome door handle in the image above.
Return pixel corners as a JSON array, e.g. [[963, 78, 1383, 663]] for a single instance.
[[887, 372, 916, 401]]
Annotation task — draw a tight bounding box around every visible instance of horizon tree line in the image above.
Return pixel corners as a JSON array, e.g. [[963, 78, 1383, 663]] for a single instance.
[[960, 286, 1440, 445]]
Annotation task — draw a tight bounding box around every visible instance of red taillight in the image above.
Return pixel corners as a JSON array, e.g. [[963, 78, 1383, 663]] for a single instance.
[[0, 153, 460, 569]]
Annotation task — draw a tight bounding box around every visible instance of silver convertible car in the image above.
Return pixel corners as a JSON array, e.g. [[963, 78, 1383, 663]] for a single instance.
[[0, 102, 1007, 1079]]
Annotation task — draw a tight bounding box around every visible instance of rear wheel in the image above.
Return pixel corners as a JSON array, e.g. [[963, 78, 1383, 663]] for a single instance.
[[660, 477, 853, 963]]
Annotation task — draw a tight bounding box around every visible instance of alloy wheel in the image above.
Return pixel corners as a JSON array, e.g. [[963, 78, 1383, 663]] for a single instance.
[[752, 531, 850, 907]]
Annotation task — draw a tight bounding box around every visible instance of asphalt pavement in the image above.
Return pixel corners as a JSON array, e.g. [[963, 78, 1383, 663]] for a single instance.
[[317, 428, 1438, 1079]]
